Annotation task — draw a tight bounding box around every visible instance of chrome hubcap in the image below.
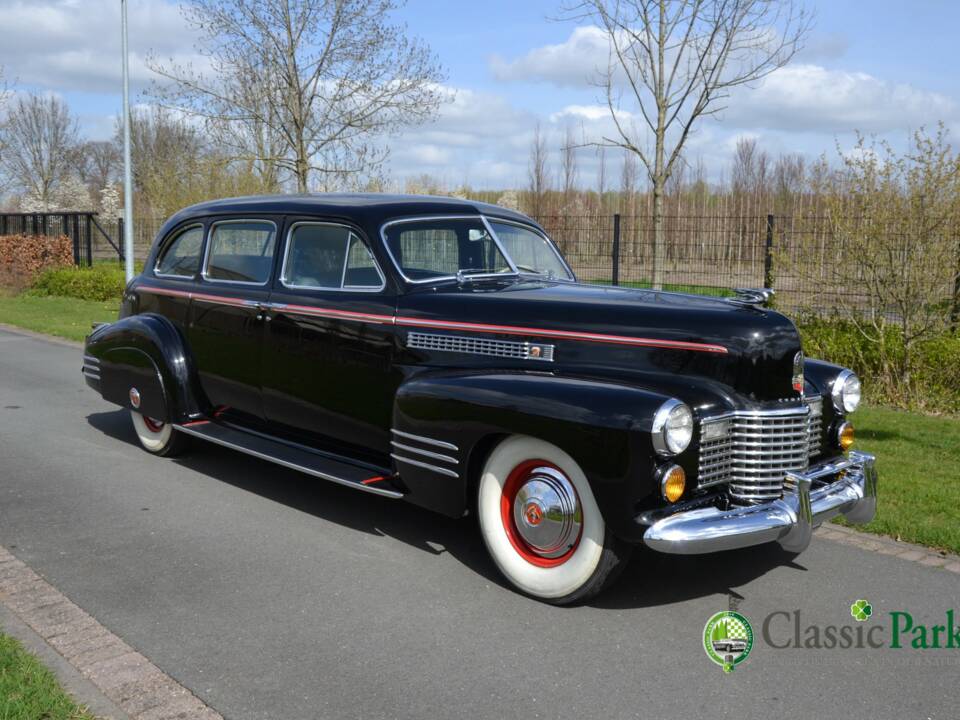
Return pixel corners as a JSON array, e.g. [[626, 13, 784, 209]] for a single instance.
[[512, 466, 581, 558]]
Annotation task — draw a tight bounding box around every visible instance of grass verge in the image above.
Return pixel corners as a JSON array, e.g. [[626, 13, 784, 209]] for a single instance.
[[0, 633, 99, 720], [0, 294, 119, 343], [840, 405, 960, 554]]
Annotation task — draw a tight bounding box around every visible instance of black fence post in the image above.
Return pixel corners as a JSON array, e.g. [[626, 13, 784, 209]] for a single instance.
[[764, 214, 775, 289], [85, 214, 93, 266], [118, 217, 124, 262], [612, 213, 621, 286]]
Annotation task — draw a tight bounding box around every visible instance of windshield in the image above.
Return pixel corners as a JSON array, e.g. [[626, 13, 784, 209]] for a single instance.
[[382, 216, 573, 283]]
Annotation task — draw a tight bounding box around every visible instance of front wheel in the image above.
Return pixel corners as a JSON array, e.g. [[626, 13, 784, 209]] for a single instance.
[[477, 435, 631, 604], [130, 411, 190, 457]]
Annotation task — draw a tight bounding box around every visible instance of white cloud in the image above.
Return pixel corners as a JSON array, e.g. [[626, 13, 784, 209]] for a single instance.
[[491, 26, 610, 88], [491, 27, 959, 135], [0, 0, 204, 94], [722, 64, 958, 133]]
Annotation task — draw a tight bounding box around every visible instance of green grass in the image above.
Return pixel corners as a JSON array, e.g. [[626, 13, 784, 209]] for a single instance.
[[0, 633, 99, 720], [840, 405, 960, 553], [0, 294, 119, 342]]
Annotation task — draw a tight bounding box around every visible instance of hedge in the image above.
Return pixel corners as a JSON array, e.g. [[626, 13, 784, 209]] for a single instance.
[[29, 264, 127, 302]]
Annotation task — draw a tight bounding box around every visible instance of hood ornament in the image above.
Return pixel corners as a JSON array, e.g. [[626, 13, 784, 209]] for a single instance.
[[727, 288, 775, 308]]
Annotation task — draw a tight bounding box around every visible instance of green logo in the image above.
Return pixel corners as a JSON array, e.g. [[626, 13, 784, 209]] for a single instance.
[[703, 611, 754, 673], [851, 599, 873, 622]]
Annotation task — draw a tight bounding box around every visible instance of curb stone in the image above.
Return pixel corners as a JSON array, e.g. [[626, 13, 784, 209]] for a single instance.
[[819, 522, 960, 572], [0, 545, 222, 720]]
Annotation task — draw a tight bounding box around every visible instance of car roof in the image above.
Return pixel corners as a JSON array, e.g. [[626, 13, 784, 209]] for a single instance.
[[164, 193, 535, 227]]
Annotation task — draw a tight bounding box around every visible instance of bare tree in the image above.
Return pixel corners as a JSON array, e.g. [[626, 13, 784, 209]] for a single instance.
[[561, 123, 579, 202], [596, 145, 608, 211], [148, 0, 446, 192], [565, 0, 810, 288], [731, 136, 757, 195], [528, 122, 549, 218], [773, 152, 805, 208], [782, 126, 960, 406], [78, 140, 121, 195], [0, 93, 80, 209]]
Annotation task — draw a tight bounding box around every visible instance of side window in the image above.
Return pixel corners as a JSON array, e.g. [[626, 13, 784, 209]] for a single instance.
[[397, 227, 459, 277], [204, 220, 277, 284], [282, 224, 383, 290], [155, 225, 203, 278]]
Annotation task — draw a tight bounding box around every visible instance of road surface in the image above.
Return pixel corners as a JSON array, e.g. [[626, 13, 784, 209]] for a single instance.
[[0, 326, 957, 719]]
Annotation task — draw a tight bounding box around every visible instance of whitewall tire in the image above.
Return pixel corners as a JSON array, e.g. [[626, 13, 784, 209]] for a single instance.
[[477, 435, 630, 604], [130, 411, 189, 457]]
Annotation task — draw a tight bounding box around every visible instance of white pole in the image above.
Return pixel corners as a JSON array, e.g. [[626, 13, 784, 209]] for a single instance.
[[121, 0, 135, 282]]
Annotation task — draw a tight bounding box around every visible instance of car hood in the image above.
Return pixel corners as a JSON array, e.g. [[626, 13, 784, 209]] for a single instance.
[[398, 280, 803, 406]]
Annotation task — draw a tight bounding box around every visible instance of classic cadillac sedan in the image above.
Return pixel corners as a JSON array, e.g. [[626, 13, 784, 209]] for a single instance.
[[83, 194, 877, 604]]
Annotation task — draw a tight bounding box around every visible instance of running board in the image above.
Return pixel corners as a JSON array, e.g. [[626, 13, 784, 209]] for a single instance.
[[175, 421, 404, 499]]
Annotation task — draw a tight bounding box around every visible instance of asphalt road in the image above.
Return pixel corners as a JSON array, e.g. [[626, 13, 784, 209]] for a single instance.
[[1, 325, 958, 720]]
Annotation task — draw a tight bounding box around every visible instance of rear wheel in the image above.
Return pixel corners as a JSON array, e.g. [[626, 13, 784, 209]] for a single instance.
[[130, 411, 190, 457], [477, 435, 631, 604]]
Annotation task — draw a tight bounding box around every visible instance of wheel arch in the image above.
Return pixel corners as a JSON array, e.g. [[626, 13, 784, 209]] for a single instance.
[[392, 370, 670, 540], [84, 313, 205, 423]]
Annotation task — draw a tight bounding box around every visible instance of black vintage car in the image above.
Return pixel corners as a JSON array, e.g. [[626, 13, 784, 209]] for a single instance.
[[83, 194, 877, 603]]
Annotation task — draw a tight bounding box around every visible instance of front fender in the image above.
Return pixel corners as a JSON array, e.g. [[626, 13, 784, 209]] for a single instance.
[[83, 314, 204, 423], [393, 370, 671, 541]]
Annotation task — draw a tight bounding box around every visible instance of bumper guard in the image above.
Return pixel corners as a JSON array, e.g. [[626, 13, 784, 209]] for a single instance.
[[643, 450, 877, 555]]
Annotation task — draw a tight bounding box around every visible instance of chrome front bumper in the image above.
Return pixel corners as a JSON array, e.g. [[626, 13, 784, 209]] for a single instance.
[[643, 450, 877, 555]]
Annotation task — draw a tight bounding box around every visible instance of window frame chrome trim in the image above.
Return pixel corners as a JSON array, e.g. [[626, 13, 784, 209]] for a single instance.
[[381, 214, 565, 286], [279, 220, 386, 293], [153, 223, 206, 280], [201, 218, 279, 287]]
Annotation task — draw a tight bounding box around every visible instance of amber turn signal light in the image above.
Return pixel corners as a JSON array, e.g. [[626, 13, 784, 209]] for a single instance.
[[659, 464, 686, 503], [837, 421, 855, 451]]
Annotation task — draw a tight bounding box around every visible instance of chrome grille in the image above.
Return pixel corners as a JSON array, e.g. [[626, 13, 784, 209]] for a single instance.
[[698, 399, 822, 503], [406, 331, 554, 361]]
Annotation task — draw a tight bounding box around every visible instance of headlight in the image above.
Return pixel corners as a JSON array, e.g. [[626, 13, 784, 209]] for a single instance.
[[831, 370, 861, 413], [652, 399, 694, 456]]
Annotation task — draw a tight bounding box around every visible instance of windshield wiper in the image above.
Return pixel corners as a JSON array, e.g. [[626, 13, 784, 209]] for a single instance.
[[455, 268, 518, 285]]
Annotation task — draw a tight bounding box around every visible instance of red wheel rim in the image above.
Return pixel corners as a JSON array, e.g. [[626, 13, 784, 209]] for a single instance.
[[499, 459, 582, 568], [142, 416, 165, 433]]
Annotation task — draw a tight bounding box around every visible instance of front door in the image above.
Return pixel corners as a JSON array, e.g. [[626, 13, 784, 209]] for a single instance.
[[186, 217, 280, 420], [260, 220, 398, 459]]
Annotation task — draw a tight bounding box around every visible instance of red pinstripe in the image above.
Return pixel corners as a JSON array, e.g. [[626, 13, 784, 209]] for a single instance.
[[136, 283, 728, 354]]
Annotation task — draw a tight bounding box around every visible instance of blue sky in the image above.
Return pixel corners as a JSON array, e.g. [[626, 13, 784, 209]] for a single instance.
[[2, 0, 958, 189]]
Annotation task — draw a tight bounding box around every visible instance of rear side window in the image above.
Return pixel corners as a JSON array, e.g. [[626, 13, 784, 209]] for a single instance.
[[282, 224, 383, 290], [155, 225, 203, 278], [204, 220, 277, 284]]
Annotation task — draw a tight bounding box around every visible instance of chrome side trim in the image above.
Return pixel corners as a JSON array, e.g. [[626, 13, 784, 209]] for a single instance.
[[390, 429, 458, 451], [389, 440, 458, 465], [406, 331, 554, 362], [175, 423, 404, 499], [643, 451, 877, 555], [390, 453, 459, 478]]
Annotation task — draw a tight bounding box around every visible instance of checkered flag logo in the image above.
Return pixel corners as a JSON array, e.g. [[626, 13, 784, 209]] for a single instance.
[[723, 618, 749, 640]]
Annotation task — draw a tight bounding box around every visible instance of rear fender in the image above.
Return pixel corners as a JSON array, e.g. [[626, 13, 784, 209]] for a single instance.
[[84, 314, 204, 423], [392, 370, 670, 540]]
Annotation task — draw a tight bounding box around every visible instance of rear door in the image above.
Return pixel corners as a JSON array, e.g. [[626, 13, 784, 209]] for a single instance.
[[260, 219, 398, 457], [186, 217, 280, 420]]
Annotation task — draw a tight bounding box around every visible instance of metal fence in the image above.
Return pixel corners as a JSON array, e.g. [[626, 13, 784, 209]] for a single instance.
[[0, 212, 123, 266], [4, 211, 958, 319], [535, 213, 960, 317]]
